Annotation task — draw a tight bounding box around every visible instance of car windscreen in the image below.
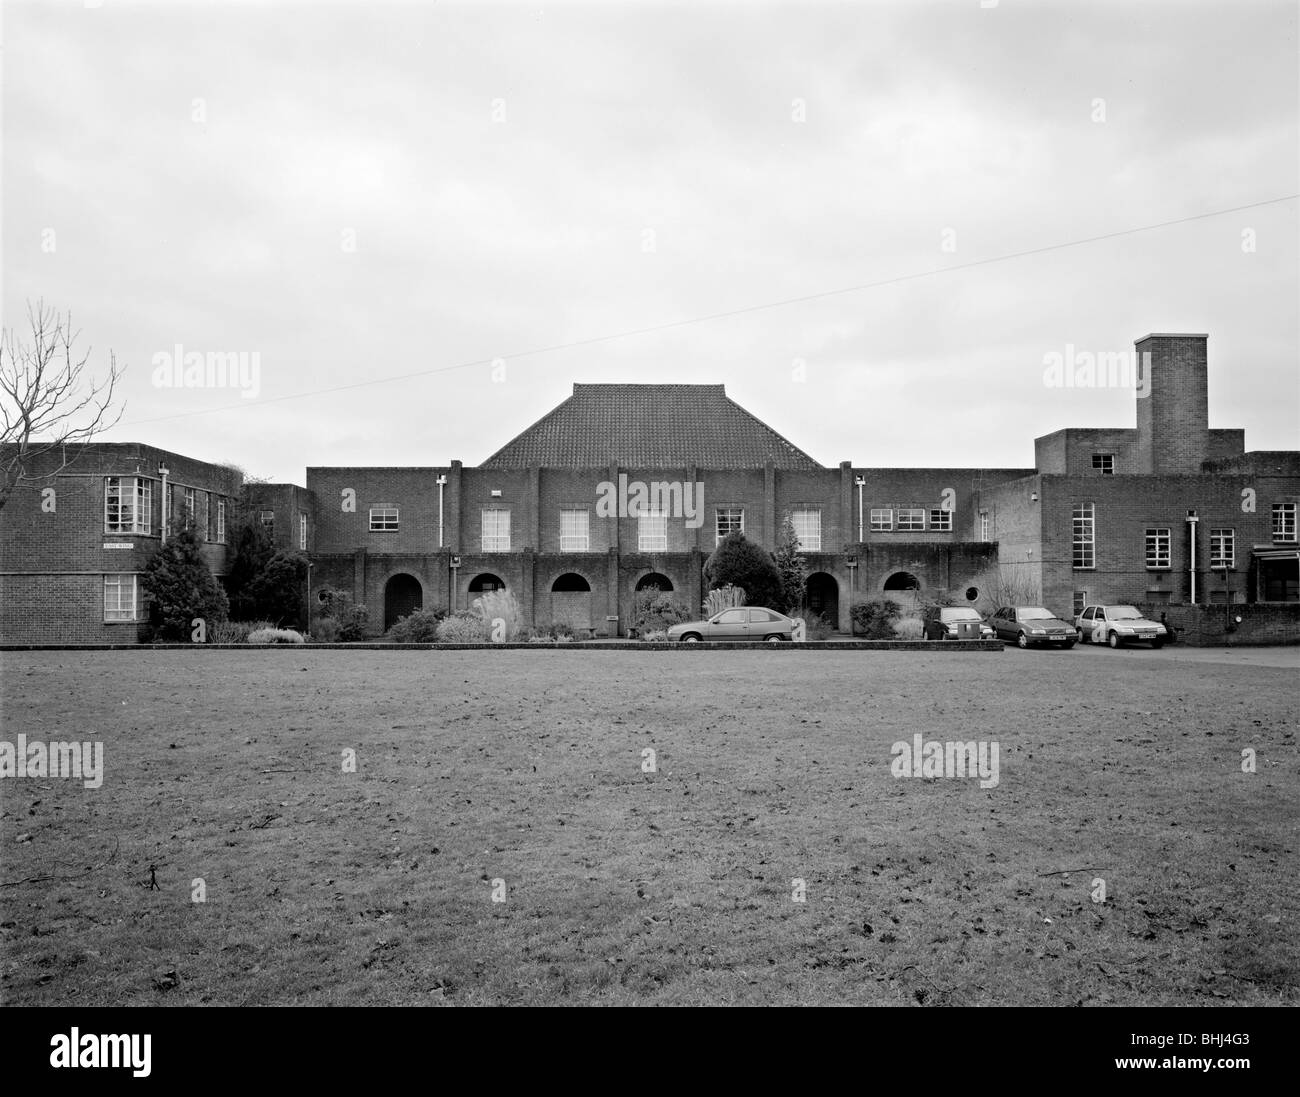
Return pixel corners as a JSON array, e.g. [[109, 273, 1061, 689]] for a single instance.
[[1020, 608, 1055, 620], [1109, 607, 1143, 620], [942, 609, 981, 621]]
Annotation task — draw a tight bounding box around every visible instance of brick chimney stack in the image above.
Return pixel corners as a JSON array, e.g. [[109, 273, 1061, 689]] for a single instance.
[[1134, 333, 1210, 474]]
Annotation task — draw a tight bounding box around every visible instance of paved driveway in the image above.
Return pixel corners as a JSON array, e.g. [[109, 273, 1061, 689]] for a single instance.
[[1011, 639, 1300, 670]]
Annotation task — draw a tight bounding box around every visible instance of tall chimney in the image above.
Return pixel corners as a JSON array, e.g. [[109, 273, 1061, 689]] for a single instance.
[[1134, 333, 1209, 474]]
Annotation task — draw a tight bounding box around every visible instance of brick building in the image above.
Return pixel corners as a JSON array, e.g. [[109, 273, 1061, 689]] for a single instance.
[[1, 332, 1296, 643]]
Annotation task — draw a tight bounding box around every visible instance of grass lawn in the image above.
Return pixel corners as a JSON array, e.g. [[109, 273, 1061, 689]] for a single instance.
[[1, 648, 1296, 1006]]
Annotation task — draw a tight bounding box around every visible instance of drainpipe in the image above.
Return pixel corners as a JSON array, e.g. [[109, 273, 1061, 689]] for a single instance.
[[158, 463, 170, 544], [1186, 509, 1199, 605], [436, 475, 447, 548], [855, 475, 866, 542]]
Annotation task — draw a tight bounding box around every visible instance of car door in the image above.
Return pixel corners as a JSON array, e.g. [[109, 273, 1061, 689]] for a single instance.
[[997, 608, 1015, 640], [1091, 607, 1106, 643], [712, 608, 750, 640], [748, 608, 775, 638]]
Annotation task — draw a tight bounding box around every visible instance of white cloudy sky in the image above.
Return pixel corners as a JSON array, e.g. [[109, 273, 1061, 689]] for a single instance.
[[5, 0, 1296, 481]]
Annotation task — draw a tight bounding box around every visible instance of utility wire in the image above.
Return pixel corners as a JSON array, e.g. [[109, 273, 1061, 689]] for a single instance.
[[122, 193, 1298, 427]]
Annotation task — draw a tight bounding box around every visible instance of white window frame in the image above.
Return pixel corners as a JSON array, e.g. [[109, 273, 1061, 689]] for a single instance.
[[897, 508, 926, 532], [299, 512, 308, 550], [104, 477, 152, 535], [482, 508, 511, 552], [1073, 503, 1095, 569], [791, 508, 821, 552], [216, 499, 226, 543], [929, 508, 952, 532], [1209, 527, 1235, 570], [716, 507, 744, 545], [979, 511, 990, 542], [184, 487, 196, 526], [638, 510, 668, 552], [369, 505, 400, 532], [1273, 503, 1297, 543], [869, 508, 893, 532], [1144, 527, 1171, 570], [259, 509, 275, 529], [103, 574, 141, 622], [560, 508, 590, 552], [1072, 590, 1088, 617]]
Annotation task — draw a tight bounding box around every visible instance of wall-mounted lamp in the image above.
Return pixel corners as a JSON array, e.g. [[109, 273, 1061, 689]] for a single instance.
[[158, 464, 170, 477], [1030, 491, 1038, 503]]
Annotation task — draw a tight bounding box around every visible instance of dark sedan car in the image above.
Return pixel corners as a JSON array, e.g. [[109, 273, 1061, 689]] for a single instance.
[[921, 606, 996, 641], [986, 605, 1077, 648]]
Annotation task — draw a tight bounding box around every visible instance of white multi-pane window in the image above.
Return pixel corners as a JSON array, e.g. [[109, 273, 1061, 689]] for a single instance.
[[869, 508, 893, 532], [259, 510, 275, 529], [979, 511, 990, 542], [164, 483, 174, 535], [184, 487, 196, 526], [1210, 528, 1235, 570], [638, 510, 668, 552], [898, 508, 926, 532], [1273, 503, 1297, 542], [791, 509, 821, 551], [929, 508, 952, 532], [1072, 503, 1095, 569], [716, 507, 744, 545], [104, 477, 152, 535], [482, 508, 511, 551], [560, 508, 590, 552], [370, 505, 399, 532], [216, 499, 226, 543], [299, 512, 308, 550], [1144, 527, 1171, 569], [103, 574, 140, 622], [1092, 453, 1115, 475]]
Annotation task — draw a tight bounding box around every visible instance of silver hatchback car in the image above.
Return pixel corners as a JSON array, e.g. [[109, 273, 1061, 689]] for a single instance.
[[667, 607, 796, 643]]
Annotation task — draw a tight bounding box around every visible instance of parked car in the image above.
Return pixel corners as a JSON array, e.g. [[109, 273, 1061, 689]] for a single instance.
[[922, 606, 996, 641], [987, 606, 1077, 649], [667, 607, 796, 643], [1074, 604, 1167, 648]]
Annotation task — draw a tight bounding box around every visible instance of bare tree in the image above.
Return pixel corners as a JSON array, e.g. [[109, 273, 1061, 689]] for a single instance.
[[975, 562, 1043, 615], [0, 301, 124, 513]]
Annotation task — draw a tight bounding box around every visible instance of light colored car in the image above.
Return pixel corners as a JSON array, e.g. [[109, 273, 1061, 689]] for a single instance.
[[1074, 604, 1167, 648], [922, 606, 996, 641], [667, 607, 796, 643], [987, 606, 1077, 649]]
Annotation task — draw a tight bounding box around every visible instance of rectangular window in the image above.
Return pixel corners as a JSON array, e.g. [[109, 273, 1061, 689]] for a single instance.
[[638, 510, 668, 552], [897, 508, 926, 532], [299, 512, 308, 551], [184, 487, 196, 527], [164, 483, 174, 536], [1145, 527, 1171, 569], [979, 511, 990, 542], [1209, 527, 1235, 570], [1072, 590, 1087, 617], [259, 509, 275, 529], [482, 508, 511, 551], [791, 509, 821, 551], [369, 505, 399, 532], [216, 499, 226, 543], [869, 508, 893, 532], [1072, 503, 1095, 569], [103, 574, 140, 622], [560, 508, 590, 552], [716, 507, 744, 545], [104, 477, 152, 534], [929, 508, 952, 532], [1273, 503, 1297, 542], [1092, 453, 1115, 475]]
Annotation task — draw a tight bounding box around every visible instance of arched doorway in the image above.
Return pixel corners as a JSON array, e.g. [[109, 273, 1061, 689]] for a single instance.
[[882, 571, 922, 615], [635, 572, 674, 592], [468, 573, 506, 595], [384, 573, 423, 631], [551, 573, 592, 633], [806, 572, 840, 630]]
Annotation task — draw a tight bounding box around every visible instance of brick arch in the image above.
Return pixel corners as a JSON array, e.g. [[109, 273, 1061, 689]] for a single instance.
[[383, 572, 424, 631], [632, 569, 677, 593]]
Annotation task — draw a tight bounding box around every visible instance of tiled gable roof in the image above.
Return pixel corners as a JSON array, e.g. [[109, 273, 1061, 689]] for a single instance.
[[479, 383, 824, 469]]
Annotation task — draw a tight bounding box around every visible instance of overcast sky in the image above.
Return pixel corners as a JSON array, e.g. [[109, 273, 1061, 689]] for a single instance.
[[5, 0, 1297, 482]]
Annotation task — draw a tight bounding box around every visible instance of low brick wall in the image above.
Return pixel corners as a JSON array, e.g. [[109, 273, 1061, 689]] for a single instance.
[[0, 640, 1005, 652], [1137, 602, 1300, 646]]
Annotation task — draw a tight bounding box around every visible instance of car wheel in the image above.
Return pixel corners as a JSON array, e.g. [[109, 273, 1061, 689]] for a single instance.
[[1065, 640, 1076, 649], [1016, 632, 1029, 649], [681, 633, 702, 643], [1108, 631, 1121, 649], [1076, 628, 1085, 643], [764, 634, 784, 643], [1151, 639, 1164, 649]]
